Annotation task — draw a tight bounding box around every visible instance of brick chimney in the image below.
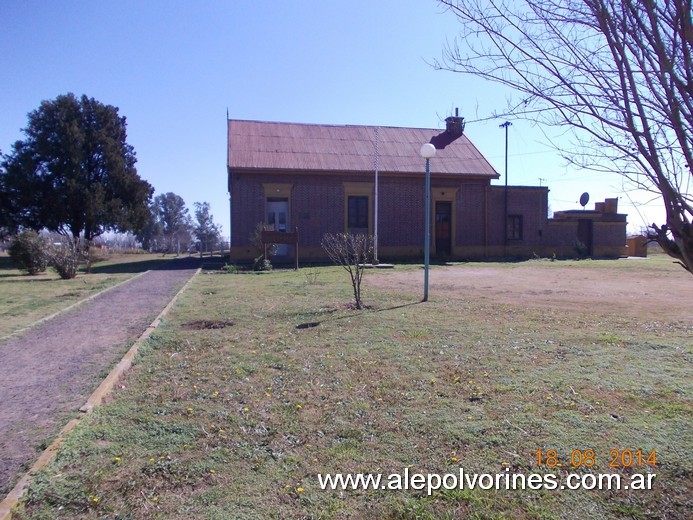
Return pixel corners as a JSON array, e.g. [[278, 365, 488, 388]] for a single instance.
[[445, 108, 465, 138]]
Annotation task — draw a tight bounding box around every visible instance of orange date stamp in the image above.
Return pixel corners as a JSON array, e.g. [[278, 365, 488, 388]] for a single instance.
[[535, 449, 657, 468]]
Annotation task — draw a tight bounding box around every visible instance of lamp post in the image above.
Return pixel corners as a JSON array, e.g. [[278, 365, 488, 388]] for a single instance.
[[420, 143, 436, 302]]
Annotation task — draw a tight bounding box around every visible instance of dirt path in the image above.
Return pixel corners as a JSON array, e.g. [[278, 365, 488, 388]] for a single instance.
[[0, 257, 200, 496]]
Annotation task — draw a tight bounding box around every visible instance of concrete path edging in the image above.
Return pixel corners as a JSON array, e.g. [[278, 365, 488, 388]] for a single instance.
[[0, 267, 201, 519]]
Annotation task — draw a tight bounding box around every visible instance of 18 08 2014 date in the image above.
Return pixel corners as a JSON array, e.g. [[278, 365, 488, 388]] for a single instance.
[[535, 449, 657, 468]]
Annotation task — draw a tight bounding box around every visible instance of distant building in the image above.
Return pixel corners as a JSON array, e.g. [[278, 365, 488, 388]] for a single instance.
[[227, 118, 627, 262]]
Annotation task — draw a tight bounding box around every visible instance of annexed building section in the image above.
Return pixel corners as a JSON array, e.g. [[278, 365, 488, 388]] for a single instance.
[[227, 119, 627, 263], [547, 198, 628, 258]]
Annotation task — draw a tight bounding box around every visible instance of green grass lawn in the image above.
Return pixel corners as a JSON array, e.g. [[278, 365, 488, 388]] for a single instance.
[[0, 253, 171, 340], [14, 261, 692, 519]]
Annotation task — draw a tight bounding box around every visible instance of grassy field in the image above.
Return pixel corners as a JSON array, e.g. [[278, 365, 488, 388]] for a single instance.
[[13, 259, 692, 519], [0, 253, 172, 340]]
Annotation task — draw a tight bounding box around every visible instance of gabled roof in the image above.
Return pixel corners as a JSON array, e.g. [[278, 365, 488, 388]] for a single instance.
[[228, 119, 499, 178]]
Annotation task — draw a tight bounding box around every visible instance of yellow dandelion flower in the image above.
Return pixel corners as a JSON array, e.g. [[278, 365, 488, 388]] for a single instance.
[[243, 406, 249, 412], [113, 456, 121, 463], [297, 487, 304, 493], [149, 457, 155, 463], [186, 407, 193, 413], [450, 457, 458, 462], [265, 392, 271, 397], [295, 404, 302, 410], [210, 469, 215, 474]]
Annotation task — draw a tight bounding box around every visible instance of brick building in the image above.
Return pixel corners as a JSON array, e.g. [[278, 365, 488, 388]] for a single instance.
[[227, 118, 627, 262]]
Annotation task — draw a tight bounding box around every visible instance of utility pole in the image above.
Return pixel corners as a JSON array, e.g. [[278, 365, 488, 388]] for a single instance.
[[373, 126, 380, 264], [500, 121, 511, 251]]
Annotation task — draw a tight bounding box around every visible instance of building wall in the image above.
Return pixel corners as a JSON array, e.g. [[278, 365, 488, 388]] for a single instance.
[[486, 186, 548, 246], [230, 170, 493, 261], [229, 170, 626, 262], [457, 183, 486, 246]]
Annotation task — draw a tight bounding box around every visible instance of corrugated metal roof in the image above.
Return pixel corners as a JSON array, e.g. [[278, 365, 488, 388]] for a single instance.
[[228, 119, 499, 178]]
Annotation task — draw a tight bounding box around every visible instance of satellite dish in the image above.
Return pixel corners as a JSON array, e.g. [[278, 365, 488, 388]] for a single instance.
[[579, 192, 590, 209]]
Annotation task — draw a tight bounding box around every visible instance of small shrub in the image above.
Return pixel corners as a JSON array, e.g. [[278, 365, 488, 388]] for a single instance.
[[250, 222, 277, 257], [574, 238, 589, 259], [8, 230, 48, 275], [85, 246, 108, 272], [221, 263, 238, 274], [321, 233, 374, 309], [253, 255, 272, 272], [47, 238, 81, 279], [304, 270, 320, 285]]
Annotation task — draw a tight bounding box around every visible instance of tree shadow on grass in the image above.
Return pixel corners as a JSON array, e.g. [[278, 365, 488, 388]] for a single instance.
[[0, 256, 203, 277], [90, 256, 202, 274], [296, 301, 422, 329], [88, 258, 171, 274], [0, 257, 19, 277]]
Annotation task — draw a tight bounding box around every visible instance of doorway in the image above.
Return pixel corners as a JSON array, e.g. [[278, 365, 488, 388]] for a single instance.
[[577, 219, 593, 257], [435, 201, 452, 258], [267, 198, 290, 256]]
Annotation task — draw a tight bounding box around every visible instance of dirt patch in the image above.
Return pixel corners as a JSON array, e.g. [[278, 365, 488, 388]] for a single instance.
[[181, 319, 233, 330], [366, 258, 693, 323]]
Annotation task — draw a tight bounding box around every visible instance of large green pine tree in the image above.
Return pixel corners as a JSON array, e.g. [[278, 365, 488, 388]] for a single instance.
[[1, 93, 153, 243]]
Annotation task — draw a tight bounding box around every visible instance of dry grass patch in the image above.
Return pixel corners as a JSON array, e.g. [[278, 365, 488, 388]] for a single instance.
[[15, 260, 692, 519]]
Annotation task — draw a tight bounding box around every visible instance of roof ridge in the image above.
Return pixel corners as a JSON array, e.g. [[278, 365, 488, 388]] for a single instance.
[[228, 118, 442, 132]]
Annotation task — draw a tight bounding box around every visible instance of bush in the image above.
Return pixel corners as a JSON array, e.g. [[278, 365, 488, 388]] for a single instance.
[[252, 255, 272, 272], [250, 222, 277, 257], [47, 238, 81, 279], [221, 263, 238, 274], [8, 230, 48, 275], [574, 238, 589, 259]]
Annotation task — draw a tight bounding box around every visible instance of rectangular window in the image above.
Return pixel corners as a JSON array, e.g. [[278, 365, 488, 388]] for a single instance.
[[348, 196, 369, 230], [507, 215, 523, 240]]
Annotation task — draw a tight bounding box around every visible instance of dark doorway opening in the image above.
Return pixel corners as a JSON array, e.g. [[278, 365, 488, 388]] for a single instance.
[[577, 219, 593, 257], [435, 201, 452, 258]]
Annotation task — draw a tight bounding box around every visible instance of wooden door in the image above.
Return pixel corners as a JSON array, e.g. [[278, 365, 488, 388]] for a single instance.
[[435, 201, 452, 258]]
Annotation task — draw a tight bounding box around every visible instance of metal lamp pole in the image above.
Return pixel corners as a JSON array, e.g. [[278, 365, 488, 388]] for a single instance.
[[420, 143, 436, 302]]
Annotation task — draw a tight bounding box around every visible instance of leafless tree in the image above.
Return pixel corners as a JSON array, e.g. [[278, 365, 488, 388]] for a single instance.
[[321, 233, 374, 309], [436, 0, 692, 273]]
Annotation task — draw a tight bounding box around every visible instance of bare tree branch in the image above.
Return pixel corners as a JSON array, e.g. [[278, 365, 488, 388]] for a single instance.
[[436, 0, 692, 273], [321, 233, 374, 309]]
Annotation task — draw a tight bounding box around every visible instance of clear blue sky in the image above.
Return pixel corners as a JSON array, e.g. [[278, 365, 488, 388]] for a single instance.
[[1, 0, 662, 237]]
